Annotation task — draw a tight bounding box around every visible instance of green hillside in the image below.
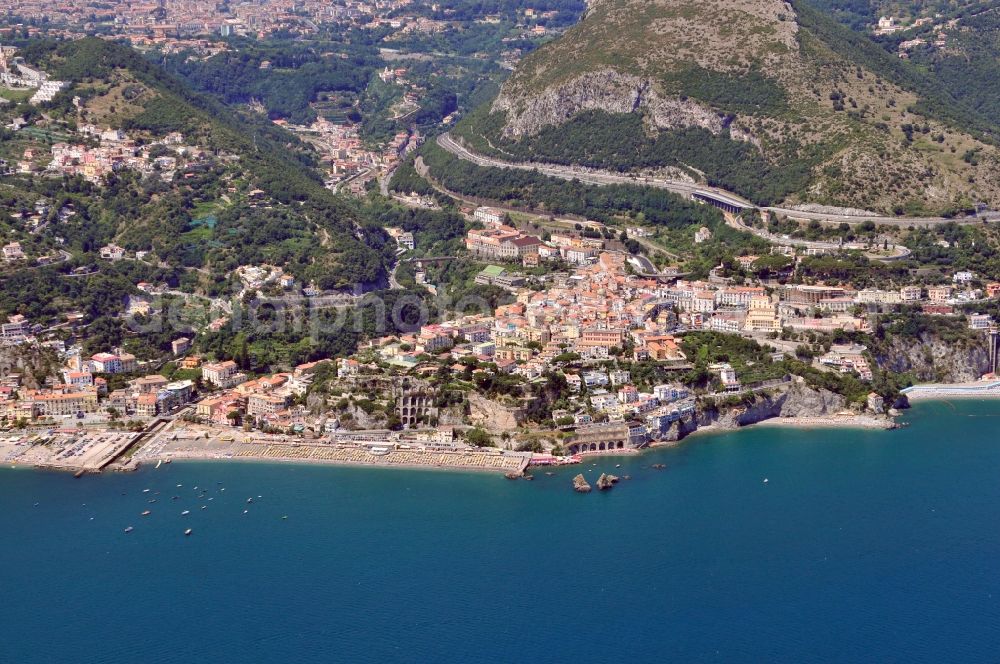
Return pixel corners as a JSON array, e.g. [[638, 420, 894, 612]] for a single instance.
[[453, 0, 1000, 214], [17, 38, 390, 288]]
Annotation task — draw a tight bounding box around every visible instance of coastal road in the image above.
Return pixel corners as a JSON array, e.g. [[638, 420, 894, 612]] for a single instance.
[[437, 133, 997, 228]]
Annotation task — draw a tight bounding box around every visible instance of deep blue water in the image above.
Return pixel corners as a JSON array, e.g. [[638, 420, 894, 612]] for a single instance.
[[3, 400, 1000, 662]]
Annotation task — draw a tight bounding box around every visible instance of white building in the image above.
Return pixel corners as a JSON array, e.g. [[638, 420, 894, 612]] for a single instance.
[[2, 241, 25, 261], [1, 314, 30, 343], [30, 80, 67, 104], [968, 314, 993, 330], [474, 207, 505, 227]]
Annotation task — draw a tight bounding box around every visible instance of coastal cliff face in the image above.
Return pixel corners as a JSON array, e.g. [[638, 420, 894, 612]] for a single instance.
[[876, 334, 989, 383], [696, 381, 848, 430], [650, 381, 855, 448]]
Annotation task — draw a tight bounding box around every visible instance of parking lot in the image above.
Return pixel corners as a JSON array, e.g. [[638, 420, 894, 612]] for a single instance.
[[4, 430, 140, 470]]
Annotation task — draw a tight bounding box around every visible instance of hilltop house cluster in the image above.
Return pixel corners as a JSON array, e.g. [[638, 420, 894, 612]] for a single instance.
[[35, 127, 202, 183]]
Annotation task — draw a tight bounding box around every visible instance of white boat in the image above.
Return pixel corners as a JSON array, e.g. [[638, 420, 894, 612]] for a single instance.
[[155, 460, 162, 469], [184, 529, 192, 536], [181, 510, 190, 516], [124, 526, 134, 534]]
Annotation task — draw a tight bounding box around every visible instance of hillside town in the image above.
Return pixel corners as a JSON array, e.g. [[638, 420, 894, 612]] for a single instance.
[[279, 116, 420, 192], [4, 210, 1000, 473]]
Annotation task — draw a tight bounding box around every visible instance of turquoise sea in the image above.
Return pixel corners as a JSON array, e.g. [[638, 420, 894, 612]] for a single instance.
[[3, 400, 1000, 662]]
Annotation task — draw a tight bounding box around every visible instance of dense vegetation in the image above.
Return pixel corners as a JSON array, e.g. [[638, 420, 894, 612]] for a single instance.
[[793, 0, 999, 143], [455, 108, 820, 206], [162, 40, 378, 124], [803, 0, 877, 31], [662, 66, 790, 117], [388, 157, 438, 197], [421, 140, 724, 227], [682, 330, 906, 403], [891, 8, 1000, 126]]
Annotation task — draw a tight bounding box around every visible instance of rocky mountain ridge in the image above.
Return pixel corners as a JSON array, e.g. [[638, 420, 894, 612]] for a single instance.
[[461, 0, 1000, 213]]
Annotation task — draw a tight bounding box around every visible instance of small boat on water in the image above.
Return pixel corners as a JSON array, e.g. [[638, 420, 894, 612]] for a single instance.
[[184, 529, 192, 536], [243, 509, 248, 514], [181, 510, 190, 516], [155, 460, 162, 469], [141, 510, 151, 516], [142, 489, 150, 493], [246, 498, 253, 504], [124, 526, 134, 534], [202, 506, 207, 510]]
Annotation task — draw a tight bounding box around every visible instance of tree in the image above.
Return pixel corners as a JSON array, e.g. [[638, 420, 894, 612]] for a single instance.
[[464, 427, 493, 448]]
